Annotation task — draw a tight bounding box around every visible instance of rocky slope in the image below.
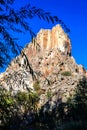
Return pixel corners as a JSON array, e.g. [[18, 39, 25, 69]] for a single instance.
[[0, 24, 87, 110]]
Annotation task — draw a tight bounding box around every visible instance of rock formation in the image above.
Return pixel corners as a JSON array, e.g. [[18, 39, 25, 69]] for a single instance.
[[0, 24, 87, 109]]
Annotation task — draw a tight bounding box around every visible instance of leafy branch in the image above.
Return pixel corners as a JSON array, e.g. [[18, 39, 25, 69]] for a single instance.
[[0, 0, 70, 70]]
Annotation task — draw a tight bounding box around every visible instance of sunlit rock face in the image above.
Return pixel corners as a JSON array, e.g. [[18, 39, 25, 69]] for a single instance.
[[36, 24, 71, 54], [24, 24, 72, 77], [26, 24, 71, 57], [0, 24, 87, 109]]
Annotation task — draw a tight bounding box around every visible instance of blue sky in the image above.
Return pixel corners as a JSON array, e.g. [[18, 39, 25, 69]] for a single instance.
[[13, 0, 87, 69]]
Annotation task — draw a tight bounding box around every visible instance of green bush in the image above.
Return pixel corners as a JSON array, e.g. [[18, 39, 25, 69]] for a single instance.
[[0, 88, 39, 129], [16, 91, 29, 103], [0, 89, 14, 111], [61, 71, 71, 76], [47, 90, 52, 99], [33, 80, 40, 91]]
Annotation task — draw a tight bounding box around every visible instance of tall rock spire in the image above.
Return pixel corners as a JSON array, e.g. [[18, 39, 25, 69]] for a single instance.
[[33, 24, 71, 55]]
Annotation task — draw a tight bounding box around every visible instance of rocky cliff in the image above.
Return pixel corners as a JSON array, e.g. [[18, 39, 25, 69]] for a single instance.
[[0, 24, 87, 109]]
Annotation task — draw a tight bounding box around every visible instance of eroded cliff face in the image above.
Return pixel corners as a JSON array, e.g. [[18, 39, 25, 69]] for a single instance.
[[23, 24, 86, 78], [35, 24, 71, 54], [0, 24, 87, 109], [25, 24, 71, 57]]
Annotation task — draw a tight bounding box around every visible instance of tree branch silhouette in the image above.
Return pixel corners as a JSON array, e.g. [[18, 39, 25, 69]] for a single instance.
[[0, 0, 70, 70]]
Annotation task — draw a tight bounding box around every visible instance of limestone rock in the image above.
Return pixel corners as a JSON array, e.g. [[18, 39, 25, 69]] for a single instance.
[[35, 24, 71, 54], [0, 24, 87, 110]]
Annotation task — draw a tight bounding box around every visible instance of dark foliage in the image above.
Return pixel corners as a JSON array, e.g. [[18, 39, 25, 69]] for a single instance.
[[0, 76, 87, 129], [57, 76, 87, 129], [70, 76, 87, 120], [30, 76, 87, 130], [0, 88, 39, 130], [0, 0, 70, 70]]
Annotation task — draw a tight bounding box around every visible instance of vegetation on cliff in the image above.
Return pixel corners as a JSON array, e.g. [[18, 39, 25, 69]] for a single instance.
[[0, 77, 87, 130], [0, 89, 39, 130]]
